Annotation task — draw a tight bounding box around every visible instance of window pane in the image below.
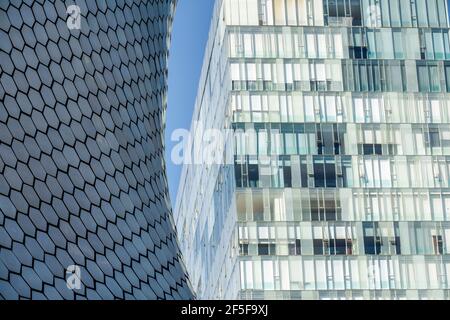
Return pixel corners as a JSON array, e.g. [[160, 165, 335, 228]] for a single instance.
[[434, 31, 445, 59], [274, 0, 286, 25], [417, 0, 428, 27], [393, 30, 404, 59], [400, 0, 412, 26], [390, 0, 401, 27], [430, 65, 441, 92], [427, 0, 439, 27], [418, 64, 430, 92]]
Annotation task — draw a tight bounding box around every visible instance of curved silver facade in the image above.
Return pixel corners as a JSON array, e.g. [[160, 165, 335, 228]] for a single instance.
[[0, 0, 193, 299]]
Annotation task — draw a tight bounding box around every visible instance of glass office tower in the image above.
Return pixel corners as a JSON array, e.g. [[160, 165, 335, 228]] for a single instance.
[[175, 0, 450, 299]]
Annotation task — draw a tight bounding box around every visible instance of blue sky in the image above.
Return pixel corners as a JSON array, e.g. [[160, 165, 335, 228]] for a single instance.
[[166, 1, 215, 205]]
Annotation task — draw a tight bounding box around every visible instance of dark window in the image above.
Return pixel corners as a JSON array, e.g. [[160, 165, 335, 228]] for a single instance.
[[429, 130, 441, 147], [363, 144, 373, 155], [325, 158, 336, 188], [335, 239, 347, 255], [364, 236, 382, 254], [258, 243, 275, 256], [350, 46, 368, 59], [313, 157, 337, 188], [283, 165, 292, 187], [374, 144, 382, 155], [317, 129, 323, 154], [395, 237, 401, 254], [313, 239, 324, 255], [363, 222, 382, 255], [295, 239, 301, 255], [248, 164, 259, 187], [328, 239, 346, 255], [258, 243, 269, 255], [240, 243, 249, 255], [300, 157, 308, 187], [314, 159, 325, 187], [317, 142, 324, 155], [433, 235, 443, 255], [234, 163, 243, 187], [288, 239, 301, 255], [329, 239, 347, 255], [394, 222, 401, 254], [362, 143, 383, 155], [334, 142, 341, 155]]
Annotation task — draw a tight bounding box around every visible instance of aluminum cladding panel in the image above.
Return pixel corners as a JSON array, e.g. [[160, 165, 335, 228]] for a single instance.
[[0, 0, 193, 299]]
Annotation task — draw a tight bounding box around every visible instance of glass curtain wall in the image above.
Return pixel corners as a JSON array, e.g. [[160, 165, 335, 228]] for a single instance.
[[175, 0, 450, 300]]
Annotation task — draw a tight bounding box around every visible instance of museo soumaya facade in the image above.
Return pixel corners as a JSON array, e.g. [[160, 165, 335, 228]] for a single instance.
[[175, 0, 450, 299], [0, 0, 193, 299]]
